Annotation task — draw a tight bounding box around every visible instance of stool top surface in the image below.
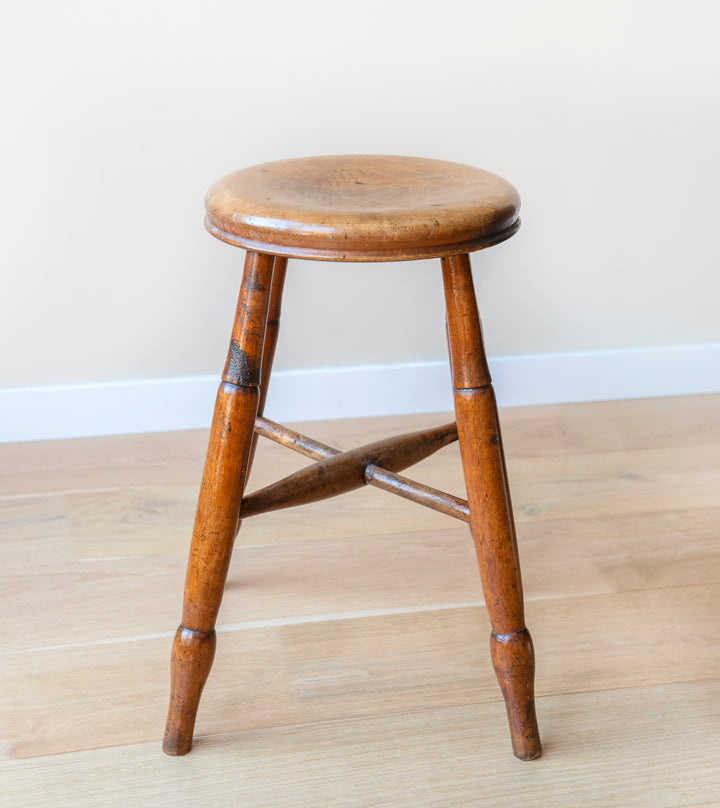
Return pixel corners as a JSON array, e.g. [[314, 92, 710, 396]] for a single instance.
[[205, 155, 520, 262]]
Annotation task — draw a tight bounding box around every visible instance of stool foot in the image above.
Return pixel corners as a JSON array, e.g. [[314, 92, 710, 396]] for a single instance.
[[163, 627, 216, 756], [490, 629, 542, 760]]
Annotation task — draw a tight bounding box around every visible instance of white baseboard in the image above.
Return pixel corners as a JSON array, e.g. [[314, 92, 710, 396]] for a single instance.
[[1, 343, 718, 443]]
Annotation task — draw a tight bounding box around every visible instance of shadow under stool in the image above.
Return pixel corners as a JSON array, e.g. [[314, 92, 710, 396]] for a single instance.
[[162, 155, 542, 761]]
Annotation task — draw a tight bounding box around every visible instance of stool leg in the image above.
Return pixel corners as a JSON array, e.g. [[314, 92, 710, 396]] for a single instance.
[[258, 256, 288, 416], [441, 253, 541, 761], [163, 251, 274, 755], [246, 256, 287, 479]]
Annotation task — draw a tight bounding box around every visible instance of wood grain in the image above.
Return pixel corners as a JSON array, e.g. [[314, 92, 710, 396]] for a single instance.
[[204, 155, 520, 261], [3, 681, 718, 808], [3, 584, 718, 759], [164, 251, 274, 754], [3, 682, 719, 808], [1, 396, 719, 804], [241, 421, 459, 519], [246, 255, 287, 478], [0, 682, 720, 808], [254, 416, 470, 520], [3, 506, 719, 655], [443, 251, 539, 758]]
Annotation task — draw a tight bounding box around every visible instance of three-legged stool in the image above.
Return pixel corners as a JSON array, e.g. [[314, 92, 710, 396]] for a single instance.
[[162, 155, 542, 760]]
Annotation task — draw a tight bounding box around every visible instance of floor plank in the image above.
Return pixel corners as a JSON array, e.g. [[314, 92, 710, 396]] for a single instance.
[[3, 584, 718, 759], [2, 682, 718, 808], [1, 394, 719, 805], [3, 505, 720, 653]]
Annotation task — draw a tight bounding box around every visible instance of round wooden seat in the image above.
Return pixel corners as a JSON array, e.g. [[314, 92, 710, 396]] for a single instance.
[[205, 155, 520, 262]]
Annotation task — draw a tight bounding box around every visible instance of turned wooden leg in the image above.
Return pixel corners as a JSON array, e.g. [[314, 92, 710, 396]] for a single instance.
[[442, 253, 541, 761], [163, 251, 274, 755], [246, 256, 287, 479]]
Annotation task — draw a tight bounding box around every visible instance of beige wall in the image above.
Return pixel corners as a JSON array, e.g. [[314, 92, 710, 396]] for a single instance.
[[2, 0, 719, 389]]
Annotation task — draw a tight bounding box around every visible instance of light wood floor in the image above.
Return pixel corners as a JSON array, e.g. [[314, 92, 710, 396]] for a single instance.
[[1, 395, 719, 807]]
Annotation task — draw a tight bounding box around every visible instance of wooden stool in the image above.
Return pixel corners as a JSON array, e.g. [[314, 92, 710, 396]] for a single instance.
[[162, 155, 542, 760]]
